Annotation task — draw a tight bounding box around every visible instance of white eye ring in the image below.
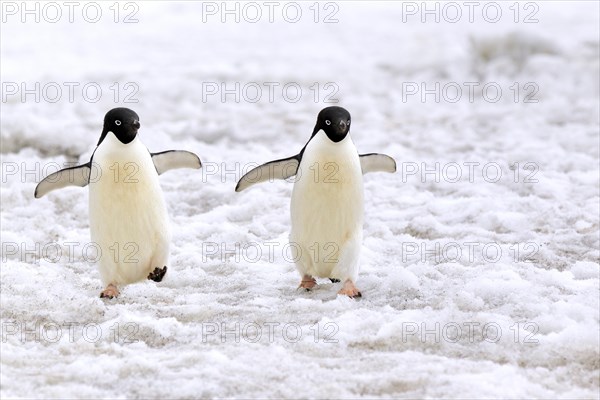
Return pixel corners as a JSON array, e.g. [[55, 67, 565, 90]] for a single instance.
[[115, 120, 121, 126], [325, 120, 331, 125], [347, 120, 351, 125]]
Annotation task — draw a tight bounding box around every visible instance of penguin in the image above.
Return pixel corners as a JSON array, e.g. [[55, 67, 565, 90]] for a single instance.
[[235, 106, 396, 297], [35, 107, 202, 299]]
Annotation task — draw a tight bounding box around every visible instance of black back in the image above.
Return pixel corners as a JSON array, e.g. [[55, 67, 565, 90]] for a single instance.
[[97, 108, 141, 145]]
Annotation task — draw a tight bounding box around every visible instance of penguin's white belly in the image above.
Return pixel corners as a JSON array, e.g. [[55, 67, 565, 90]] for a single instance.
[[89, 135, 170, 285], [290, 133, 364, 280]]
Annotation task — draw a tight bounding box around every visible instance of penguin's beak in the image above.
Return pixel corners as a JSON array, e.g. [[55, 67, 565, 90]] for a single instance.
[[339, 120, 347, 131]]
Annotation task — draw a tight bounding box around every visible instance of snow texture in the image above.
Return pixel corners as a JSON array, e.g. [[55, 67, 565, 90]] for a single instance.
[[1, 1, 599, 398]]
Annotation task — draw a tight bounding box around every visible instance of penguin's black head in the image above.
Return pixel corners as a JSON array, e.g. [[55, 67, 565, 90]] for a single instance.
[[98, 107, 141, 145], [312, 106, 351, 143]]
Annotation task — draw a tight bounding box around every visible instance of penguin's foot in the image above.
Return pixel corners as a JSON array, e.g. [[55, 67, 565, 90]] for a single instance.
[[298, 275, 317, 291], [338, 279, 362, 298], [148, 266, 167, 282], [100, 284, 120, 299], [329, 278, 340, 283]]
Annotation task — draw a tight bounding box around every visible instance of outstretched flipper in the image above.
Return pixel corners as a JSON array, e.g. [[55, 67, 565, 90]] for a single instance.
[[235, 155, 300, 192], [151, 150, 202, 175], [236, 151, 395, 192], [34, 163, 92, 198], [359, 153, 396, 174]]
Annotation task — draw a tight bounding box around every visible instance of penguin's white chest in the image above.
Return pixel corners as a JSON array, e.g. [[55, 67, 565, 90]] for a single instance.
[[290, 132, 364, 277], [89, 134, 170, 285]]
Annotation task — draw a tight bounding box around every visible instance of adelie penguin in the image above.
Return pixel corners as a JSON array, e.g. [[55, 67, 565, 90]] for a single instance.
[[236, 106, 396, 297], [35, 108, 202, 299]]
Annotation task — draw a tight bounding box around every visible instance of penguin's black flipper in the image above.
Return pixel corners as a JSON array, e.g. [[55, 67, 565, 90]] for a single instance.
[[34, 162, 92, 198], [359, 153, 396, 174], [235, 155, 300, 192], [151, 150, 201, 175]]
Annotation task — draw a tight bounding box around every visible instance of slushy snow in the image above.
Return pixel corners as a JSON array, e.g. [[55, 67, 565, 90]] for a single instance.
[[1, 1, 599, 398]]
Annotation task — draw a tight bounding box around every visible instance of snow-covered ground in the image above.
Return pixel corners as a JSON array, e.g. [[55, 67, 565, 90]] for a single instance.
[[1, 1, 599, 398]]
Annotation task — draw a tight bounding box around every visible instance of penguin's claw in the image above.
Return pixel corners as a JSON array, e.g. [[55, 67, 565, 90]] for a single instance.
[[329, 278, 340, 283], [298, 275, 317, 291], [338, 280, 362, 298], [100, 284, 119, 299], [148, 266, 167, 282]]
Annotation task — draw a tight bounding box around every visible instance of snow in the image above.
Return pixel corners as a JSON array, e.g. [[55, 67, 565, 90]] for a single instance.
[[1, 1, 599, 398]]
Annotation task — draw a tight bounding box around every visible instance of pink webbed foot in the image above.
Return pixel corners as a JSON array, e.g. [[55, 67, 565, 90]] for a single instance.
[[100, 284, 120, 299], [298, 275, 317, 291], [338, 279, 362, 298]]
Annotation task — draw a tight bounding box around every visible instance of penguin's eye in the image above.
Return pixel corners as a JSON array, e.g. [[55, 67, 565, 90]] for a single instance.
[[325, 120, 331, 126], [115, 120, 121, 126], [347, 120, 351, 126]]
